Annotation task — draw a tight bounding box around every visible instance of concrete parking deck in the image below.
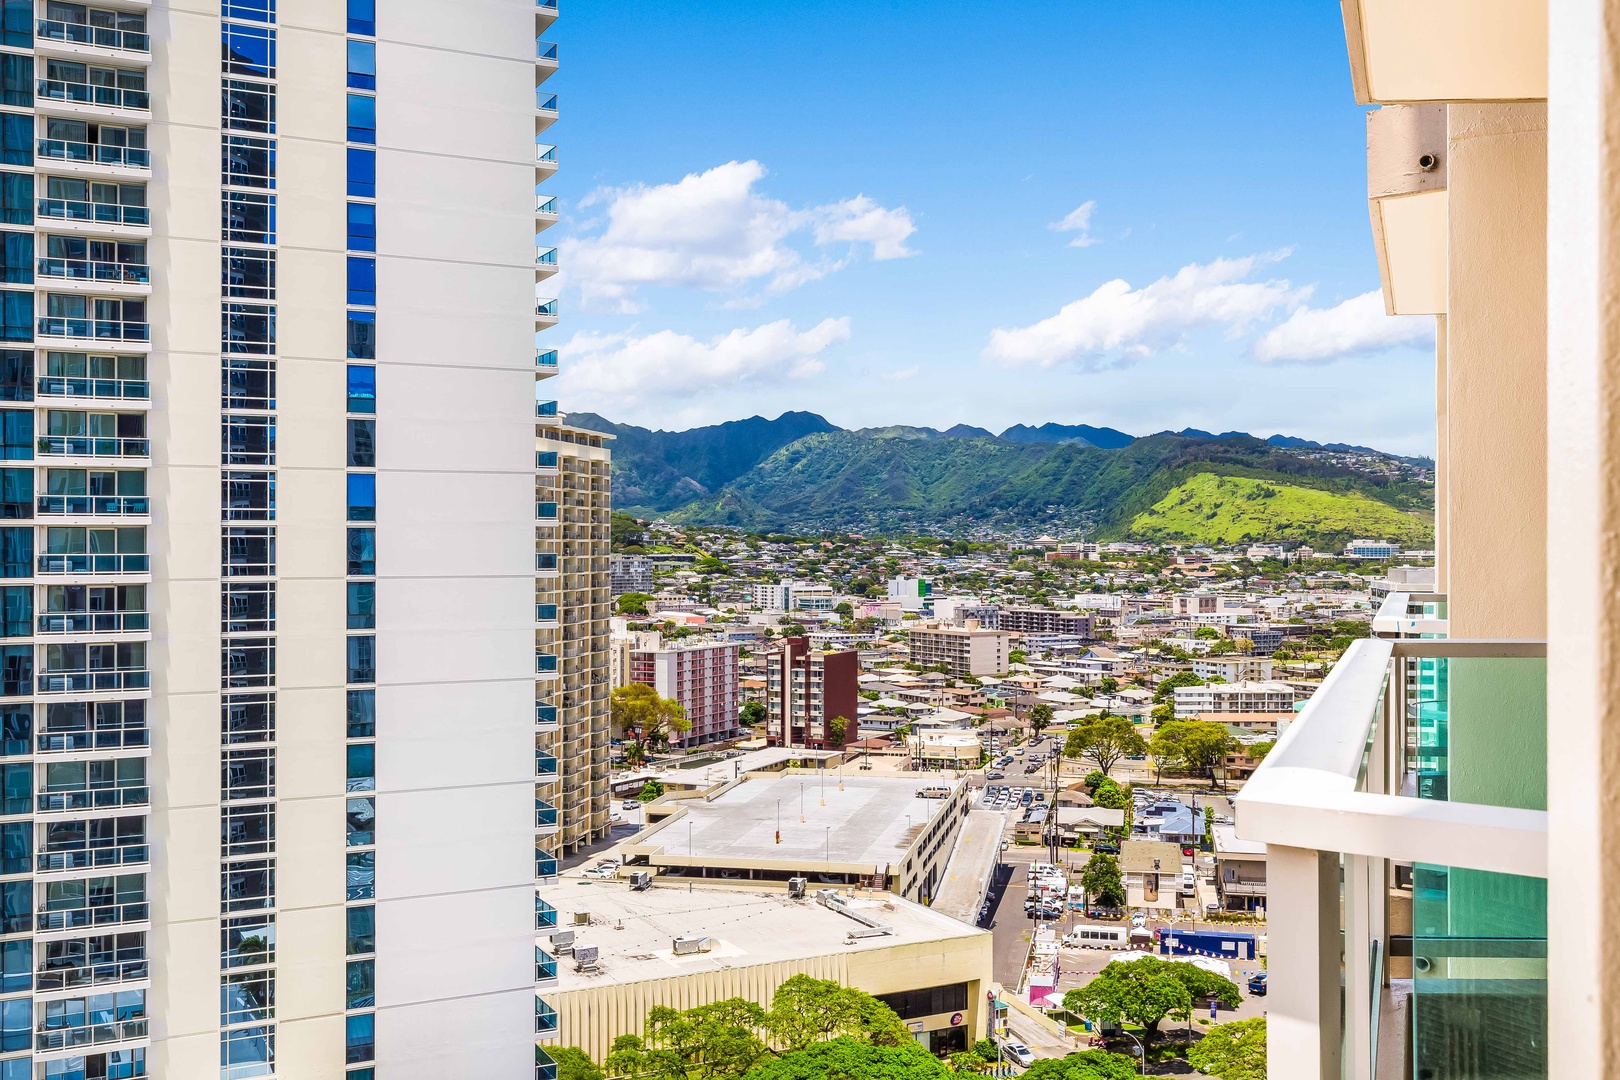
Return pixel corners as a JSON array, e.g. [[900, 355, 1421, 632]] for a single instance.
[[934, 808, 1006, 926]]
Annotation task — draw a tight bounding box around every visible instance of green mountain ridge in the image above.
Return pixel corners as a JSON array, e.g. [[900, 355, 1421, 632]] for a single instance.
[[569, 412, 1434, 545]]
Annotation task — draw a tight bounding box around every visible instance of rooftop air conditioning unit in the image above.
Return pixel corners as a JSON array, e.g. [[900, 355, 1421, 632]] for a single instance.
[[573, 911, 591, 926], [550, 930, 575, 954], [629, 870, 652, 891], [672, 935, 713, 955], [787, 877, 807, 898], [574, 945, 600, 971]]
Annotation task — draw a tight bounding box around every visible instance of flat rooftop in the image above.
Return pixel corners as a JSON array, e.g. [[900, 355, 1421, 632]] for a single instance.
[[650, 746, 842, 788], [642, 772, 960, 869], [536, 881, 985, 992]]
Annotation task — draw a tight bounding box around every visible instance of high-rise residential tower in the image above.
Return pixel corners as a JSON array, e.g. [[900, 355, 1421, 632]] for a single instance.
[[0, 0, 585, 1077]]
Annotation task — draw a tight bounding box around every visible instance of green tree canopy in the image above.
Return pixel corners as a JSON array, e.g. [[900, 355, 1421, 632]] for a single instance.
[[738, 1037, 948, 1080], [1080, 852, 1124, 907], [1193, 626, 1223, 640], [1028, 703, 1055, 736], [1149, 720, 1239, 782], [1019, 1050, 1140, 1080], [1064, 715, 1148, 776], [616, 592, 653, 616], [549, 1046, 605, 1080], [1063, 958, 1191, 1040], [740, 701, 768, 728], [765, 974, 909, 1051], [611, 683, 690, 753], [1152, 670, 1204, 704], [1186, 1017, 1266, 1080], [606, 998, 770, 1079]]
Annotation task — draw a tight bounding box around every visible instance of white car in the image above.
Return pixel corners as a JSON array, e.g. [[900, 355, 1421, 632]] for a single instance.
[[1001, 1040, 1035, 1067], [582, 862, 618, 880]]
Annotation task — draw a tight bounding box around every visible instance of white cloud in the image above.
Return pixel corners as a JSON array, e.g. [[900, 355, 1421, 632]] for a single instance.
[[1251, 290, 1435, 363], [1051, 200, 1099, 247], [555, 317, 851, 410], [883, 364, 921, 381], [563, 161, 914, 312], [983, 252, 1308, 368]]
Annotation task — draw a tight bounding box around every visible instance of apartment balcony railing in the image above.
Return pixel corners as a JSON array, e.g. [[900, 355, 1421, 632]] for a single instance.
[[38, 199, 149, 227], [536, 750, 559, 777], [537, 1047, 559, 1080], [1218, 879, 1266, 896], [1371, 591, 1449, 639], [38, 612, 149, 634], [36, 957, 148, 991], [38, 258, 150, 285], [535, 894, 557, 930], [536, 41, 558, 63], [536, 351, 558, 373], [536, 946, 558, 986], [536, 704, 558, 730], [35, 1016, 148, 1051], [536, 448, 558, 468], [37, 79, 151, 112], [536, 849, 558, 883], [536, 604, 559, 624], [37, 843, 149, 872], [37, 901, 149, 931], [39, 436, 149, 458], [38, 318, 150, 343], [37, 142, 150, 170], [535, 996, 558, 1034], [38, 786, 148, 812], [37, 553, 150, 572], [535, 299, 558, 322], [537, 553, 558, 572], [36, 19, 151, 53], [38, 669, 150, 692], [536, 653, 558, 675], [1234, 636, 1547, 1080], [537, 195, 558, 220], [37, 496, 149, 517], [36, 725, 148, 752], [38, 377, 149, 401], [536, 144, 557, 168], [536, 500, 558, 518]]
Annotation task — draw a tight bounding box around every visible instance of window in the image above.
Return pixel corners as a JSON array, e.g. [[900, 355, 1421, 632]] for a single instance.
[[0, 938, 28, 992], [0, 350, 27, 401], [345, 852, 374, 902], [0, 410, 24, 460], [222, 135, 275, 188], [0, 762, 24, 814], [0, 174, 26, 226], [222, 693, 273, 744], [223, 249, 275, 299], [875, 982, 970, 1021], [0, 527, 27, 577], [222, 0, 274, 23], [346, 689, 374, 737], [346, 316, 375, 362], [346, 473, 375, 522], [222, 527, 274, 578], [0, 112, 28, 166], [347, 148, 375, 198], [0, 231, 26, 284], [345, 742, 374, 792], [221, 22, 275, 78], [222, 357, 274, 410], [0, 878, 25, 932], [346, 201, 375, 251], [222, 190, 275, 244], [222, 583, 274, 633], [0, 586, 26, 637], [0, 468, 25, 518], [345, 1012, 374, 1063], [345, 905, 374, 954], [221, 970, 274, 1025], [222, 914, 275, 969], [346, 528, 375, 576], [0, 996, 26, 1052], [347, 256, 375, 306], [346, 93, 375, 143], [345, 959, 374, 1008], [223, 414, 275, 466], [222, 748, 273, 800], [221, 1024, 274, 1077], [0, 706, 26, 756], [221, 861, 274, 913], [0, 645, 27, 696], [223, 472, 274, 521], [347, 419, 374, 467], [0, 820, 26, 874], [345, 798, 374, 847], [0, 54, 29, 108], [0, 1, 29, 49], [223, 303, 275, 353], [346, 362, 375, 409], [346, 582, 374, 629], [221, 804, 273, 858], [348, 0, 375, 36], [0, 289, 29, 343], [346, 637, 375, 686], [223, 78, 275, 133], [347, 40, 376, 90]]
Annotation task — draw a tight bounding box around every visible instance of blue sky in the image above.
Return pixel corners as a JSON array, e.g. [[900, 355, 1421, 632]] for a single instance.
[[546, 0, 1437, 456]]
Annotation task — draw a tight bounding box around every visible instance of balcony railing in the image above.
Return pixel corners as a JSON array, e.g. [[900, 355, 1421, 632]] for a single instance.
[[536, 41, 558, 62], [37, 19, 151, 52], [38, 199, 149, 227], [36, 1017, 148, 1051], [536, 299, 558, 318], [536, 247, 557, 266], [38, 377, 149, 400], [1234, 636, 1548, 1080], [536, 351, 558, 373], [37, 79, 150, 111], [536, 500, 558, 517], [1371, 590, 1449, 639], [536, 750, 559, 776], [37, 902, 149, 931], [37, 496, 150, 517], [37, 786, 148, 812], [536, 144, 557, 165], [535, 895, 557, 929], [535, 800, 559, 828], [37, 612, 149, 633], [536, 850, 558, 881], [38, 258, 150, 285], [537, 1047, 559, 1080], [536, 91, 557, 113], [36, 726, 149, 752], [38, 318, 150, 342], [38, 436, 149, 457], [537, 604, 558, 622], [38, 669, 150, 692], [37, 553, 150, 572], [36, 142, 150, 169], [36, 957, 148, 991], [537, 196, 558, 216], [536, 653, 558, 674], [37, 843, 149, 872]]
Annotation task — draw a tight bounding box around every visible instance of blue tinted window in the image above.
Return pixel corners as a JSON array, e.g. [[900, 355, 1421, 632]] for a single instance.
[[0, 113, 28, 167], [0, 410, 26, 459], [0, 528, 26, 577], [0, 173, 28, 226], [0, 586, 26, 636], [222, 23, 276, 79], [346, 148, 375, 198], [346, 688, 375, 737], [0, 55, 29, 109], [0, 995, 27, 1051], [0, 1, 29, 49], [347, 40, 376, 90], [346, 202, 375, 252], [347, 0, 375, 36], [0, 820, 26, 875], [346, 94, 375, 144], [346, 257, 375, 307], [346, 473, 375, 522], [346, 364, 375, 412], [0, 290, 29, 343], [0, 938, 28, 992], [0, 706, 26, 757], [0, 878, 26, 932], [347, 583, 374, 629], [223, 0, 275, 23], [347, 314, 375, 361], [345, 740, 374, 785], [0, 645, 24, 697]]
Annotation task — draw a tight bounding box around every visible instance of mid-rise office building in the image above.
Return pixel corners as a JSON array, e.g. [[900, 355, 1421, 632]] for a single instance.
[[763, 638, 858, 750], [907, 624, 1012, 678], [628, 639, 740, 747]]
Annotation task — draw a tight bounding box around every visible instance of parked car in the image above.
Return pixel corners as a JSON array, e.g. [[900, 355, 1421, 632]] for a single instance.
[[622, 799, 640, 810], [1002, 1041, 1035, 1068], [986, 771, 1004, 781], [583, 863, 618, 880], [1093, 842, 1120, 855], [1248, 973, 1267, 997]]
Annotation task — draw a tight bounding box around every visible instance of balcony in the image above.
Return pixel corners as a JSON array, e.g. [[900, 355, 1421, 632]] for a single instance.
[[536, 499, 558, 519], [38, 197, 149, 228], [536, 143, 558, 179], [38, 436, 149, 459], [536, 849, 558, 883], [36, 20, 151, 56], [37, 842, 149, 873], [1371, 590, 1449, 639], [536, 195, 559, 230], [35, 1016, 148, 1052], [536, 246, 558, 278], [536, 703, 559, 731], [37, 901, 149, 932], [536, 750, 559, 780], [38, 669, 150, 693], [36, 142, 150, 173], [537, 603, 559, 625], [536, 40, 559, 83], [36, 955, 148, 992], [537, 1047, 559, 1080], [535, 894, 557, 930], [38, 257, 150, 289], [536, 653, 559, 676], [36, 723, 149, 752], [37, 611, 149, 635], [38, 376, 150, 402], [38, 785, 149, 813], [536, 91, 557, 133], [536, 945, 558, 986], [536, 350, 558, 378], [536, 299, 558, 328], [536, 799, 560, 835], [37, 553, 149, 572], [37, 78, 151, 114], [536, 0, 558, 33], [1233, 636, 1547, 1080], [38, 318, 150, 347], [537, 553, 559, 574], [37, 496, 149, 518]]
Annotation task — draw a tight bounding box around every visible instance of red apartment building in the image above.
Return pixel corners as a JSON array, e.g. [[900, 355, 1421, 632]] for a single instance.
[[629, 640, 741, 748], [763, 637, 860, 750]]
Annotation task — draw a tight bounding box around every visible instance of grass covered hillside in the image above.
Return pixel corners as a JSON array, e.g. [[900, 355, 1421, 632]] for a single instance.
[[1129, 473, 1433, 547]]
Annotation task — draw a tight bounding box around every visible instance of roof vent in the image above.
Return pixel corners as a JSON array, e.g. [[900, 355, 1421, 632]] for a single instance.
[[672, 935, 713, 955]]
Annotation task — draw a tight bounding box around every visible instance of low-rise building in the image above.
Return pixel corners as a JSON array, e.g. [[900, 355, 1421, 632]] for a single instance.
[[998, 606, 1097, 638], [1212, 823, 1266, 912], [908, 624, 1013, 677], [887, 576, 930, 611], [1173, 679, 1300, 719], [1120, 839, 1185, 911], [1192, 656, 1275, 683]]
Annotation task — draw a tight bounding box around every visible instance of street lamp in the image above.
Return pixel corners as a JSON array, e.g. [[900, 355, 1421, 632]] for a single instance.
[[1116, 1029, 1146, 1077]]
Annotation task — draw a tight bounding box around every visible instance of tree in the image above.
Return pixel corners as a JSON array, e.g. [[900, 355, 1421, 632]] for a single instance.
[[1150, 720, 1239, 785], [1152, 670, 1204, 704], [1186, 1018, 1266, 1080], [740, 701, 767, 729], [1097, 676, 1119, 695], [637, 779, 665, 802], [607, 998, 769, 1079], [1008, 649, 1027, 666], [1193, 626, 1222, 640], [549, 1046, 605, 1080], [765, 975, 909, 1051], [1249, 740, 1275, 762], [1028, 703, 1054, 737], [1149, 703, 1174, 725], [616, 592, 652, 616], [833, 602, 854, 617], [1082, 770, 1108, 792], [738, 1037, 947, 1080], [1019, 1050, 1139, 1080], [1063, 958, 1192, 1041], [611, 683, 690, 756], [826, 715, 850, 744], [1079, 852, 1124, 908], [1231, 637, 1255, 655], [1064, 715, 1148, 777]]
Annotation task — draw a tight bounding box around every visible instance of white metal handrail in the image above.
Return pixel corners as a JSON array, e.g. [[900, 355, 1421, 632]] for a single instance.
[[1370, 591, 1449, 637]]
